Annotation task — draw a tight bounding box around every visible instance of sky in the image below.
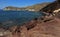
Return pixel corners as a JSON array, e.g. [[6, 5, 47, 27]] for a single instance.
[[0, 0, 55, 9]]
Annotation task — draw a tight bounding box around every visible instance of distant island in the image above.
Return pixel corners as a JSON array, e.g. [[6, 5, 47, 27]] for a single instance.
[[3, 2, 50, 11]]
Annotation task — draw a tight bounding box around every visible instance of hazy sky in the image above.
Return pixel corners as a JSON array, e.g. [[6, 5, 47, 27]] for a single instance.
[[0, 0, 55, 9]]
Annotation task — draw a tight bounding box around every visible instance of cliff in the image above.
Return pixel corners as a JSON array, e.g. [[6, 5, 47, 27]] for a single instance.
[[40, 0, 60, 13], [3, 2, 50, 11]]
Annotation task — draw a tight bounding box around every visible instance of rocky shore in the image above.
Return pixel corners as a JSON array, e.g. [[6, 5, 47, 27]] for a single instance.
[[0, 12, 60, 37], [0, 0, 60, 37]]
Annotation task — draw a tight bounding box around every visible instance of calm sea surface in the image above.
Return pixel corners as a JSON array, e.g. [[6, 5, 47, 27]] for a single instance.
[[0, 10, 44, 27]]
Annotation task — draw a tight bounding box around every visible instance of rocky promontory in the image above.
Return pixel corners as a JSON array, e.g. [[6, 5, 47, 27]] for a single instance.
[[3, 2, 50, 11]]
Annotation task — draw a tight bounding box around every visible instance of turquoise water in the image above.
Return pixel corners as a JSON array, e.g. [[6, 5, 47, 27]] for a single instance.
[[0, 10, 44, 28]]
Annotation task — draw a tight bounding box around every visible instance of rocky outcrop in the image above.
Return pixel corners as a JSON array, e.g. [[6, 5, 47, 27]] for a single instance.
[[40, 0, 60, 13]]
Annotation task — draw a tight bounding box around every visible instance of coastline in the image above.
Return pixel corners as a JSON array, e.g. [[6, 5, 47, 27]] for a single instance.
[[0, 0, 60, 37]]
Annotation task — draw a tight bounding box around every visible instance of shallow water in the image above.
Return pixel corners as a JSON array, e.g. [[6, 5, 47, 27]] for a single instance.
[[0, 10, 44, 28]]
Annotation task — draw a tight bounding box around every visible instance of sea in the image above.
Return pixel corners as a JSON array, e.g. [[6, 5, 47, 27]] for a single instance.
[[0, 10, 45, 28]]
